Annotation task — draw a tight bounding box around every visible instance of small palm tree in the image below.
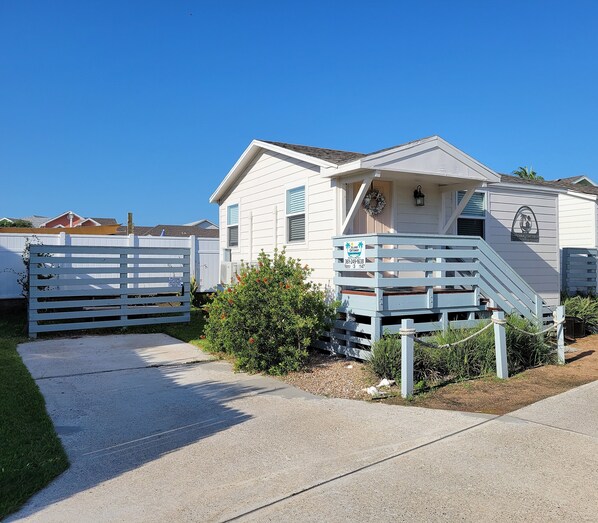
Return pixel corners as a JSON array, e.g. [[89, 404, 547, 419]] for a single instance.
[[513, 166, 544, 181]]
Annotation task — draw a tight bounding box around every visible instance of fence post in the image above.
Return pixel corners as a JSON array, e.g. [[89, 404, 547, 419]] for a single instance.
[[128, 234, 138, 289], [189, 235, 197, 285], [493, 310, 508, 379], [556, 305, 565, 365], [400, 318, 414, 398]]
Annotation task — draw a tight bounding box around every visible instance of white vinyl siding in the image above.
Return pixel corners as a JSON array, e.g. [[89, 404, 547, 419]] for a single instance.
[[227, 204, 239, 247], [484, 186, 560, 307], [286, 186, 305, 243], [557, 193, 596, 248], [218, 150, 336, 286]]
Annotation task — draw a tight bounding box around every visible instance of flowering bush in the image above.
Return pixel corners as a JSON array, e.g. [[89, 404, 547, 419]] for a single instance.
[[204, 250, 337, 374]]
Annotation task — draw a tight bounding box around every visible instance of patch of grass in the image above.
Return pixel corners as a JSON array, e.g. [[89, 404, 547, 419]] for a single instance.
[[0, 310, 69, 519]]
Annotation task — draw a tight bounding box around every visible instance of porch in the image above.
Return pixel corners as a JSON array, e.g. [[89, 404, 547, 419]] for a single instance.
[[325, 233, 547, 360]]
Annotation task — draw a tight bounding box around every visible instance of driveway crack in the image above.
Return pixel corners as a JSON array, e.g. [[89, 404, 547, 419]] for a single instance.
[[34, 359, 214, 380], [221, 415, 498, 522]]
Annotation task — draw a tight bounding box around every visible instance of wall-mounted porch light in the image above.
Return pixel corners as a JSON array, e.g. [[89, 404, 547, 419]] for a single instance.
[[413, 185, 425, 206]]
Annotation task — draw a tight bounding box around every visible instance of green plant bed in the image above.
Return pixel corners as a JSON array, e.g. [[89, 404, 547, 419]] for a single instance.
[[204, 250, 337, 375], [370, 315, 555, 391], [563, 295, 598, 334], [0, 310, 69, 519]]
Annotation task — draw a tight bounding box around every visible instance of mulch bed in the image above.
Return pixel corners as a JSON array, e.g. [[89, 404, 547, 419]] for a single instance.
[[277, 336, 598, 415]]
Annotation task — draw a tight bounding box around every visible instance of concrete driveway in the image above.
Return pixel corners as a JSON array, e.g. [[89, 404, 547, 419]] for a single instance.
[[11, 334, 598, 522]]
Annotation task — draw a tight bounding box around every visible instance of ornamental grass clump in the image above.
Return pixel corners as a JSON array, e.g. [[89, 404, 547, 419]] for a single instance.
[[204, 249, 337, 375], [563, 295, 598, 333], [370, 314, 554, 388]]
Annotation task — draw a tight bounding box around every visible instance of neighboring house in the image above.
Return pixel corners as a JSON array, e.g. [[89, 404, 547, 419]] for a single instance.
[[0, 215, 48, 227], [554, 175, 596, 187], [139, 225, 219, 238], [40, 211, 117, 228], [210, 136, 564, 355], [19, 215, 50, 228], [116, 224, 219, 238], [184, 219, 219, 229]]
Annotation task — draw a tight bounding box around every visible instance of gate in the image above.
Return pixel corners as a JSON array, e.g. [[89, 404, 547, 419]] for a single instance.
[[561, 248, 597, 296], [28, 244, 190, 337]]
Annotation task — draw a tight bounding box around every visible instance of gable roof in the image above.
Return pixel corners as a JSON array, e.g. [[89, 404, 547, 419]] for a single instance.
[[184, 218, 219, 228], [260, 140, 366, 165], [141, 225, 219, 238], [89, 217, 118, 225], [554, 175, 597, 187], [210, 136, 499, 203], [500, 174, 598, 197]]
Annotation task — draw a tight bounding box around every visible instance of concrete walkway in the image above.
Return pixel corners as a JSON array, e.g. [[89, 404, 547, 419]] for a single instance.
[[11, 334, 598, 522]]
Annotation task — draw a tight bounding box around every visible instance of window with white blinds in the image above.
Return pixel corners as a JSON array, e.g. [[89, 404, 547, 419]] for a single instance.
[[457, 191, 485, 216], [286, 186, 305, 243], [227, 204, 239, 247], [456, 191, 485, 239]]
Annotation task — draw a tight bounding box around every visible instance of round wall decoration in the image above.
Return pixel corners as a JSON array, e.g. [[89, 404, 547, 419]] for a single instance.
[[363, 189, 386, 216]]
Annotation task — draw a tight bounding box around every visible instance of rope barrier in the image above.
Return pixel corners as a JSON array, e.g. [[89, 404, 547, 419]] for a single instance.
[[405, 313, 564, 350], [411, 320, 494, 350]]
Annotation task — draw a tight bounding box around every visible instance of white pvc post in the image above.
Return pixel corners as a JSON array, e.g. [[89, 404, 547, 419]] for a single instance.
[[401, 318, 414, 398], [556, 305, 565, 365], [493, 311, 508, 379], [189, 235, 197, 284]]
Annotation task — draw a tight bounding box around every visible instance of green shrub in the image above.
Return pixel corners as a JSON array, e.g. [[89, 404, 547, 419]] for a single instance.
[[563, 295, 598, 333], [370, 314, 554, 387], [204, 249, 337, 375]]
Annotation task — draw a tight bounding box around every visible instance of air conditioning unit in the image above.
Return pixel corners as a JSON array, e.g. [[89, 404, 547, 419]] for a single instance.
[[220, 262, 240, 284]]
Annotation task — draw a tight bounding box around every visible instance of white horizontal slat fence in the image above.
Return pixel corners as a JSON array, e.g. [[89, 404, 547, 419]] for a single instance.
[[28, 244, 191, 337]]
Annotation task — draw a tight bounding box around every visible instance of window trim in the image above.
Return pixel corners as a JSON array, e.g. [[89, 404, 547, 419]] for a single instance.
[[285, 184, 307, 245], [226, 203, 239, 249]]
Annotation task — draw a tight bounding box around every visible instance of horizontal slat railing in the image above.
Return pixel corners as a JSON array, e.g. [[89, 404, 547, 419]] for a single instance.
[[333, 233, 544, 321], [28, 245, 190, 337]]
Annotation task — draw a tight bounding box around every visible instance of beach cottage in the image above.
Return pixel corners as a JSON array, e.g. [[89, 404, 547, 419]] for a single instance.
[[210, 136, 561, 357]]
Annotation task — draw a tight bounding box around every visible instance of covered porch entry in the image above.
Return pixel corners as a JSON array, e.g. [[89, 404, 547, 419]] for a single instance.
[[321, 137, 546, 358]]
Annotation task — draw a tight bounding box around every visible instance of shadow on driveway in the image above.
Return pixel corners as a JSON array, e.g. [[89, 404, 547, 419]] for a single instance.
[[13, 334, 267, 520]]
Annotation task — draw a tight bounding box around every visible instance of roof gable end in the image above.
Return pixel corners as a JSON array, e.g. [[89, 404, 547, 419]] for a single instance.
[[210, 140, 341, 203]]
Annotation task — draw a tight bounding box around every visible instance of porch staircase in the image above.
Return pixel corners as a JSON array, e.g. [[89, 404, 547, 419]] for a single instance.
[[325, 233, 552, 360]]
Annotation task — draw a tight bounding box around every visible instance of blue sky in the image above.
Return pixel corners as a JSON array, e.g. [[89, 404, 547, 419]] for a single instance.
[[1, 1, 597, 226]]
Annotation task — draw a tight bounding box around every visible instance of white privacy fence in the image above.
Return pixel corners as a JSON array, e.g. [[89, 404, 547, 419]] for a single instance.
[[0, 232, 219, 299]]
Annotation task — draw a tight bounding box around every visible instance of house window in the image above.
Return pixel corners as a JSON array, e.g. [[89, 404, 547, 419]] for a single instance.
[[286, 186, 305, 243], [227, 204, 239, 247], [457, 191, 485, 239]]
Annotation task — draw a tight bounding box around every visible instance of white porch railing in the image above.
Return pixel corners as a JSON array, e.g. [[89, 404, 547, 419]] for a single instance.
[[328, 233, 547, 359]]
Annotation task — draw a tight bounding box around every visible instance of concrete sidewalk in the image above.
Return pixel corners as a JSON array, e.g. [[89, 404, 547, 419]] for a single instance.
[[11, 334, 598, 522]]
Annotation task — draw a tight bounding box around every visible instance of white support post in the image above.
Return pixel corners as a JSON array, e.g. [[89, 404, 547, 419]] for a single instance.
[[400, 318, 415, 398], [441, 185, 479, 234], [493, 311, 508, 379], [341, 172, 376, 234], [556, 305, 565, 365]]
